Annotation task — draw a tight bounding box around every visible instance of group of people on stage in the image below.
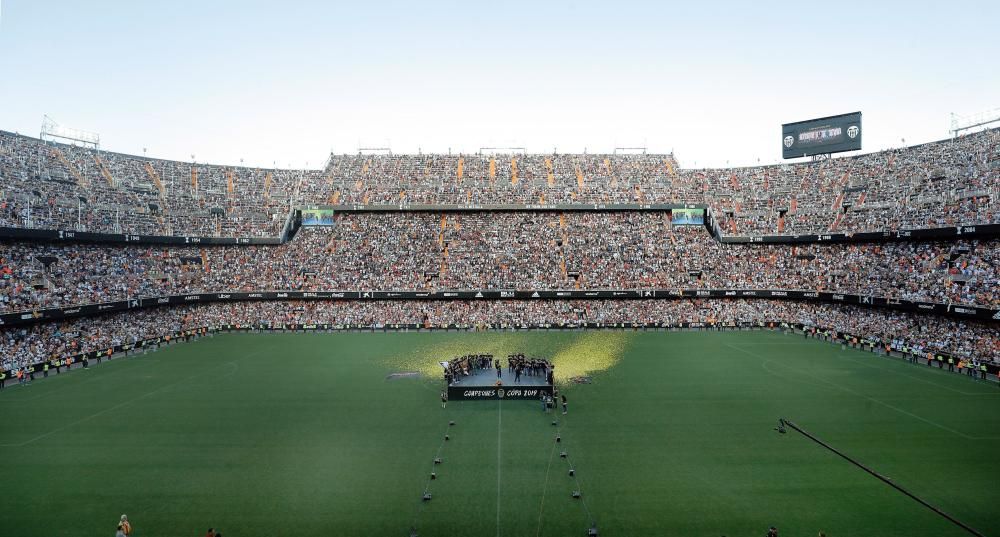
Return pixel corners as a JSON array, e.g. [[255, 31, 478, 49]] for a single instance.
[[443, 354, 495, 385], [442, 353, 553, 386], [500, 354, 553, 384]]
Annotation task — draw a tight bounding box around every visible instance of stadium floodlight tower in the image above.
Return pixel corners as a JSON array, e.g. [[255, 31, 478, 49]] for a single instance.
[[36, 117, 103, 228], [950, 108, 1000, 137], [478, 146, 526, 155], [40, 115, 100, 148], [358, 146, 392, 156], [613, 146, 648, 155]]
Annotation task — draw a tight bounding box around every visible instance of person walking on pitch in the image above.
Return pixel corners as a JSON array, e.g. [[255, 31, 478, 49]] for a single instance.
[[117, 515, 132, 537]]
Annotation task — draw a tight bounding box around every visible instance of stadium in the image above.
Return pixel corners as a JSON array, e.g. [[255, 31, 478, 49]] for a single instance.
[[1, 3, 999, 537]]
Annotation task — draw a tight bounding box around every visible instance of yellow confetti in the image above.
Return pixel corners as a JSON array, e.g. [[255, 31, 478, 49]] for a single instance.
[[549, 332, 630, 381], [381, 332, 632, 383]]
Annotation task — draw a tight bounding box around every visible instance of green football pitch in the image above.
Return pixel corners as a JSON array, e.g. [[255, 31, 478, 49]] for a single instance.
[[2, 330, 999, 537]]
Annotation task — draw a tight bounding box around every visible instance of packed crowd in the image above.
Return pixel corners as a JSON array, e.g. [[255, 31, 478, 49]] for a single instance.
[[300, 152, 696, 207], [1, 215, 996, 314], [1, 299, 997, 374], [701, 128, 999, 235], [0, 131, 302, 238], [2, 127, 996, 238]]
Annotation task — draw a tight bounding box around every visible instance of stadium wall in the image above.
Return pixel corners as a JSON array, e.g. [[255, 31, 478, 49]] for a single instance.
[[1, 289, 996, 328], [0, 226, 282, 246], [4, 218, 997, 247], [716, 223, 1000, 244]]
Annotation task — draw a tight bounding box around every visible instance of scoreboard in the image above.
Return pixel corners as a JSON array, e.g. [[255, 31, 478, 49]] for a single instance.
[[301, 208, 334, 226], [782, 112, 862, 159]]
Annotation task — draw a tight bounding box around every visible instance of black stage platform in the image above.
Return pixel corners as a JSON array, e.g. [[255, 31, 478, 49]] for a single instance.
[[447, 369, 553, 400]]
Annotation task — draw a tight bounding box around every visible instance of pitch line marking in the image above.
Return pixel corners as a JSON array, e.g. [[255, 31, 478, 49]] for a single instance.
[[497, 399, 502, 537], [535, 420, 560, 537], [5, 356, 161, 404], [763, 331, 995, 395], [0, 345, 275, 448], [832, 351, 997, 396], [766, 333, 998, 396], [727, 343, 998, 441], [761, 359, 829, 390]]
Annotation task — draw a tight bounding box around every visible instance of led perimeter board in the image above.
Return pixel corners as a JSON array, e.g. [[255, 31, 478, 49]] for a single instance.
[[782, 112, 862, 159]]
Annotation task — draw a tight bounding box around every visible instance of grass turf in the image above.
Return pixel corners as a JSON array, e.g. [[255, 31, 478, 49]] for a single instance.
[[1, 329, 999, 537]]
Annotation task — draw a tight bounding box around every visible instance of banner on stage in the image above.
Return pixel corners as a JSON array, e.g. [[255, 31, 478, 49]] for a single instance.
[[448, 385, 553, 401]]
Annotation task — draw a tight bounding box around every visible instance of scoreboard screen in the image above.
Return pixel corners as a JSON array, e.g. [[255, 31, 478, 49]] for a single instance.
[[301, 208, 334, 226], [782, 112, 862, 159], [671, 208, 704, 225]]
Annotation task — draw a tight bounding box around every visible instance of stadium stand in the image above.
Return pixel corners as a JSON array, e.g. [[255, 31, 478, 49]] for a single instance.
[[1, 127, 997, 379], [2, 128, 997, 238], [0, 131, 304, 238], [0, 220, 996, 314]]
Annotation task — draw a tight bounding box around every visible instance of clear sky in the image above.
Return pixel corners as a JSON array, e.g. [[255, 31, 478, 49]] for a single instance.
[[1, 0, 997, 169]]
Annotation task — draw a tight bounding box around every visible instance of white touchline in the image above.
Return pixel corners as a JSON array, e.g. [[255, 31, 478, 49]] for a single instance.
[[497, 398, 502, 537], [729, 342, 998, 441]]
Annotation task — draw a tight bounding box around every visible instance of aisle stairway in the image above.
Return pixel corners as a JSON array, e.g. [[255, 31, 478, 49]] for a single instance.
[[51, 147, 86, 186], [93, 155, 115, 187], [143, 162, 165, 197]]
